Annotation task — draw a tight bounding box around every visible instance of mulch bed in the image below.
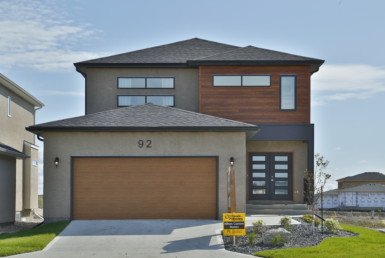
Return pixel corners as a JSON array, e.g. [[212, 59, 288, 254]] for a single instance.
[[223, 218, 357, 255]]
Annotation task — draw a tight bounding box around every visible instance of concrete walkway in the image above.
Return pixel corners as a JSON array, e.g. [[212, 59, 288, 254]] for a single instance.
[[11, 216, 299, 258]]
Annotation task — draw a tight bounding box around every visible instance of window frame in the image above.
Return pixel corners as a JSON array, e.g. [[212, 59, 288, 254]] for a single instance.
[[212, 75, 271, 87], [280, 75, 297, 111], [117, 77, 175, 89], [117, 95, 175, 107]]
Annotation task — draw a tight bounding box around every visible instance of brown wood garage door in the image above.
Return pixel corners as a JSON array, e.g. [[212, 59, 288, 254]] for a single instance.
[[72, 157, 217, 220]]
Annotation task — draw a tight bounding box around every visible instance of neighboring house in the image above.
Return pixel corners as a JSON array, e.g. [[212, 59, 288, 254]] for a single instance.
[[337, 172, 385, 189], [318, 183, 385, 210], [0, 73, 43, 224], [27, 38, 324, 221]]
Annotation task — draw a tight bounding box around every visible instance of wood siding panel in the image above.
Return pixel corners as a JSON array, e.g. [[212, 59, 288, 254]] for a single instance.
[[73, 157, 217, 220], [199, 66, 311, 124]]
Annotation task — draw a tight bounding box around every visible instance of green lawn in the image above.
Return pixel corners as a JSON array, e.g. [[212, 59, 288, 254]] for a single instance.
[[0, 221, 69, 257], [255, 225, 385, 258]]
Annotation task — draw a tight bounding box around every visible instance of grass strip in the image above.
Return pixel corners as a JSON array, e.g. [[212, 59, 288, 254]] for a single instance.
[[255, 225, 385, 258], [0, 221, 69, 257]]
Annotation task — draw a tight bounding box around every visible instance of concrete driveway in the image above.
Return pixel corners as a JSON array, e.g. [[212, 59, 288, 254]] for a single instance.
[[12, 219, 252, 258]]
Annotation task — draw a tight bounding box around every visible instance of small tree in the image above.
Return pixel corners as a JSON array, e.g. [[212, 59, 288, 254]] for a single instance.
[[304, 153, 331, 233]]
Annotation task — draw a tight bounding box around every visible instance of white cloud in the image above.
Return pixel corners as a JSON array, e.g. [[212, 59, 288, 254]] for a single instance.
[[335, 146, 342, 151], [0, 0, 99, 71], [312, 64, 385, 106]]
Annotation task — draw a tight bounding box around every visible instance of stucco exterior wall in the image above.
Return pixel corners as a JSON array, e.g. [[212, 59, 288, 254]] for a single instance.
[[246, 140, 308, 203], [43, 131, 247, 220], [0, 83, 39, 216], [81, 68, 199, 114], [0, 155, 16, 223]]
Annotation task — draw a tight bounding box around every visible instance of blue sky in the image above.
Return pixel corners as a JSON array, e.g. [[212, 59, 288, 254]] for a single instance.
[[1, 0, 384, 193]]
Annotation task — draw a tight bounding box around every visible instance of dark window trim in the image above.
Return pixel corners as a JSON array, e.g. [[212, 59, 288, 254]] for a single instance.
[[117, 95, 175, 107], [212, 75, 271, 87], [117, 77, 175, 89], [280, 75, 297, 111]]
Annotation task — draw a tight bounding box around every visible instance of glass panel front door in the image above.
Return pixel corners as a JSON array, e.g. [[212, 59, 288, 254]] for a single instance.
[[249, 153, 292, 200]]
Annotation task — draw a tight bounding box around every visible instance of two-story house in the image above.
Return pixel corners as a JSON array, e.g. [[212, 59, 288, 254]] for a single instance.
[[0, 73, 43, 224], [27, 38, 323, 221]]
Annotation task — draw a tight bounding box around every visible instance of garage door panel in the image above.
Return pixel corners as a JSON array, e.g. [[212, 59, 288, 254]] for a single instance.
[[73, 157, 217, 219]]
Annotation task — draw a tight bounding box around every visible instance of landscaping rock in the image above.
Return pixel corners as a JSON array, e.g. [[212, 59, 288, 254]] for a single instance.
[[263, 227, 291, 245]]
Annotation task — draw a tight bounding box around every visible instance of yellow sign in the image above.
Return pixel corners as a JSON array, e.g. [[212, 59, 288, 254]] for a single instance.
[[223, 213, 246, 236]]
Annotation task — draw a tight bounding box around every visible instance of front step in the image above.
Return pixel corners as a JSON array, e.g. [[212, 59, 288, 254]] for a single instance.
[[247, 203, 311, 216]]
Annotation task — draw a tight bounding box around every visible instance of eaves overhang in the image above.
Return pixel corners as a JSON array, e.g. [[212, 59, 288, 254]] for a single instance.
[[27, 126, 260, 134], [0, 143, 28, 159]]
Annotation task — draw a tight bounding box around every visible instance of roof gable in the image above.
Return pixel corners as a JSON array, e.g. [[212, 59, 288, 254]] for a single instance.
[[27, 103, 259, 133]]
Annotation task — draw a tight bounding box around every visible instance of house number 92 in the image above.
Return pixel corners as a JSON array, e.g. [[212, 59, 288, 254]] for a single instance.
[[138, 140, 152, 148]]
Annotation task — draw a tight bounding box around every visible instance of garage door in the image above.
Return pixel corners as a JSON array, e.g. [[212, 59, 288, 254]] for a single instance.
[[72, 157, 217, 220]]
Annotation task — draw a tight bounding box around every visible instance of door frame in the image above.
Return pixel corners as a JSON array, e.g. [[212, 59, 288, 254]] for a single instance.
[[248, 152, 293, 201]]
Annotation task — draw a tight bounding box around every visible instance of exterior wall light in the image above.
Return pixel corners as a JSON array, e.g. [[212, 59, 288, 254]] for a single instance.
[[230, 157, 235, 166], [54, 157, 60, 167]]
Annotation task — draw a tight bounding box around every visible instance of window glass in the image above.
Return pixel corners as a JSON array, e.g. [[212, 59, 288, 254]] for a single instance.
[[118, 78, 145, 88], [275, 156, 288, 161], [252, 164, 266, 170], [275, 181, 288, 187], [275, 189, 288, 195], [281, 76, 296, 110], [7, 96, 11, 117], [146, 96, 174, 106], [252, 156, 266, 161], [147, 78, 174, 88], [252, 172, 266, 178], [253, 181, 266, 187], [118, 96, 145, 106], [275, 164, 288, 170], [275, 172, 288, 178], [213, 76, 241, 86], [253, 189, 266, 195], [243, 75, 271, 86]]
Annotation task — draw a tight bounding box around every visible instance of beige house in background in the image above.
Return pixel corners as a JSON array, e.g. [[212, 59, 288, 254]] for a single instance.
[[0, 73, 43, 224]]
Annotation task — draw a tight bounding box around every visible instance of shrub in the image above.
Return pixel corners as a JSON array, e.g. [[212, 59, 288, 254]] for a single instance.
[[253, 220, 267, 235], [248, 232, 257, 245], [271, 234, 283, 246], [302, 214, 313, 223], [302, 214, 321, 227], [280, 216, 291, 232], [325, 218, 342, 233]]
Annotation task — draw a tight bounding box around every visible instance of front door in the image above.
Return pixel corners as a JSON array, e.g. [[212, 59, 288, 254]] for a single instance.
[[249, 153, 292, 201]]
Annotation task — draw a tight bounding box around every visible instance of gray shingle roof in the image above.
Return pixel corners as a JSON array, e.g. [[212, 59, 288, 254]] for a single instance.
[[74, 38, 324, 70], [337, 172, 385, 182], [27, 103, 259, 133], [75, 38, 239, 66], [189, 46, 323, 64]]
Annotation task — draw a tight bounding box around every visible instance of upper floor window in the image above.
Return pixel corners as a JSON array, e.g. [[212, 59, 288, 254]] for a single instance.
[[7, 96, 11, 117], [280, 76, 296, 110], [118, 95, 174, 107], [213, 75, 271, 87], [118, 77, 174, 89]]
